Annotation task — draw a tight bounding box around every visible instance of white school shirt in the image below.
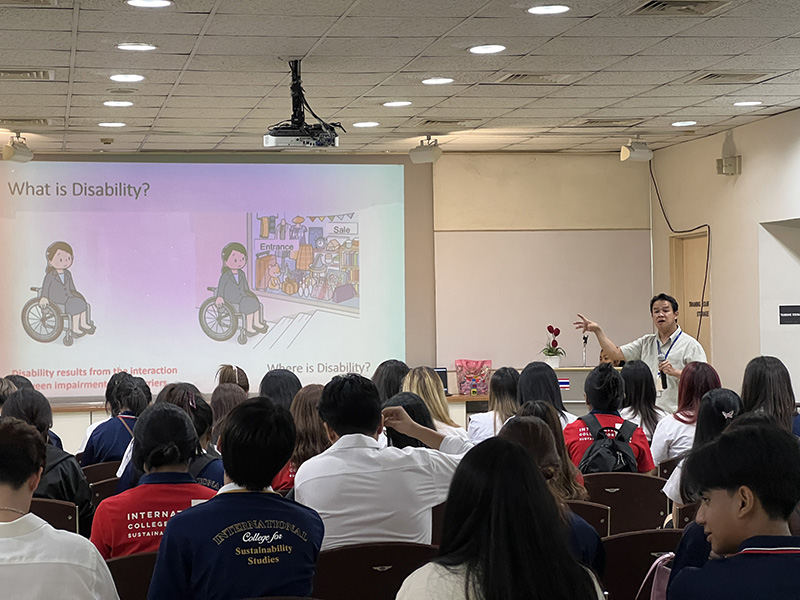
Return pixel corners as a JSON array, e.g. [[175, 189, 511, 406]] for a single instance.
[[294, 433, 472, 551], [434, 419, 469, 441], [620, 325, 707, 413], [619, 406, 669, 442], [650, 415, 696, 465], [0, 513, 119, 600], [467, 411, 505, 442], [662, 461, 684, 504]]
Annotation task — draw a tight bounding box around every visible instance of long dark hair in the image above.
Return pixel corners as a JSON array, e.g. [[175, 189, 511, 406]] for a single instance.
[[517, 362, 567, 416], [133, 403, 198, 473], [675, 362, 720, 425], [371, 359, 409, 403], [584, 362, 624, 412], [382, 391, 436, 449], [290, 384, 330, 467], [621, 360, 660, 434], [259, 369, 302, 410], [741, 356, 797, 432], [436, 438, 598, 600]]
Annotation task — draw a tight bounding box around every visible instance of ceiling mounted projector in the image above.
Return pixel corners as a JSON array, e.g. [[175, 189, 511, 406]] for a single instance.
[[409, 136, 442, 164], [620, 140, 652, 162], [2, 134, 34, 163]]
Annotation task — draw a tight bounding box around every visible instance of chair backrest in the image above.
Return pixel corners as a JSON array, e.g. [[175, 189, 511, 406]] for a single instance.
[[29, 498, 79, 533], [91, 477, 120, 508], [431, 501, 446, 547], [602, 529, 683, 600], [312, 542, 438, 600], [75, 451, 84, 464], [106, 551, 158, 600], [658, 456, 681, 480], [583, 472, 669, 535], [82, 460, 122, 484], [675, 501, 700, 528], [567, 499, 611, 538]]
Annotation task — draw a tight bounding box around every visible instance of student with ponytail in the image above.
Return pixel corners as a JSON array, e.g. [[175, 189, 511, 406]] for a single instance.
[[90, 403, 215, 559], [563, 363, 656, 474]]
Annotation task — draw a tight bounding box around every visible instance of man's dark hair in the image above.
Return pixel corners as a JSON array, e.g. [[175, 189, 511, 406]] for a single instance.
[[649, 293, 678, 313], [683, 417, 800, 520], [220, 398, 295, 491], [584, 363, 624, 412], [1, 387, 52, 436], [5, 374, 33, 390], [0, 417, 46, 489], [318, 374, 381, 436]]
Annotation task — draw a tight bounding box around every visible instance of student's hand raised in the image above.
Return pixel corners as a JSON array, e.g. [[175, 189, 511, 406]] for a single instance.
[[573, 313, 600, 334]]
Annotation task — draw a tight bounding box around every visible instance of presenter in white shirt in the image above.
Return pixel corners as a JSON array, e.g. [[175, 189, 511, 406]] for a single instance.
[[574, 293, 707, 413], [0, 417, 119, 600]]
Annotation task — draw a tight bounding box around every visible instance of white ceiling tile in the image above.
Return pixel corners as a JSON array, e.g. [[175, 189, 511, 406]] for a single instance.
[[603, 54, 727, 71], [424, 36, 551, 56], [457, 84, 561, 97], [158, 107, 253, 119], [0, 8, 73, 31], [639, 37, 775, 56], [195, 36, 317, 57], [640, 84, 751, 96], [207, 14, 337, 36], [563, 16, 706, 37], [609, 96, 714, 108], [301, 84, 375, 97], [548, 84, 658, 97], [0, 95, 66, 107], [525, 97, 625, 108], [757, 70, 800, 84], [70, 82, 175, 95], [64, 132, 146, 142], [480, 0, 622, 19], [71, 95, 165, 108], [366, 84, 473, 96], [78, 10, 208, 34], [185, 55, 289, 72], [0, 81, 70, 94], [75, 51, 188, 70], [172, 84, 269, 97], [585, 107, 670, 118], [69, 107, 161, 118], [676, 18, 800, 38], [435, 97, 532, 109], [79, 0, 215, 10], [68, 117, 155, 127], [500, 107, 594, 118], [348, 96, 446, 108], [215, 0, 354, 16], [0, 50, 71, 68], [449, 16, 588, 37], [143, 134, 226, 143], [530, 36, 662, 56], [413, 107, 513, 118], [696, 95, 794, 106], [405, 55, 520, 72], [722, 0, 800, 18], [506, 55, 627, 72], [179, 71, 286, 86], [482, 116, 575, 127], [302, 56, 411, 73], [73, 68, 180, 84], [349, 0, 490, 18], [738, 82, 800, 95], [329, 17, 463, 37], [748, 37, 800, 54], [151, 118, 244, 129], [380, 72, 495, 85], [0, 106, 65, 118], [702, 55, 800, 70], [666, 106, 754, 117], [314, 37, 437, 57], [577, 71, 690, 85], [0, 30, 72, 50]]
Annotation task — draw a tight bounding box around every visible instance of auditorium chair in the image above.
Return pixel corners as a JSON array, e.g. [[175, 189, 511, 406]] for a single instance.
[[106, 551, 158, 600], [312, 542, 438, 600], [567, 499, 611, 538], [82, 460, 122, 484], [29, 498, 79, 533], [602, 529, 683, 600], [583, 473, 669, 535], [658, 456, 681, 480], [90, 477, 120, 508], [675, 501, 700, 528], [431, 501, 446, 546]]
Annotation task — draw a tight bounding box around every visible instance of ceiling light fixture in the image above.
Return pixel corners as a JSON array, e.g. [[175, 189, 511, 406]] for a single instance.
[[117, 42, 158, 51], [2, 134, 34, 163], [103, 100, 133, 107], [353, 121, 380, 128], [469, 44, 506, 54], [383, 101, 412, 107], [672, 120, 697, 127], [98, 122, 126, 127], [620, 139, 653, 162], [733, 101, 762, 107], [527, 5, 571, 15], [409, 135, 443, 164], [422, 77, 454, 85], [110, 74, 144, 82], [126, 0, 172, 7]]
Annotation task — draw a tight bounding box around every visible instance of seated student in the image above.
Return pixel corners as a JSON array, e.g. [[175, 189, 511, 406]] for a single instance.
[[371, 359, 410, 403], [468, 366, 520, 442], [619, 360, 668, 442], [215, 363, 250, 394], [396, 438, 604, 600], [0, 376, 17, 406], [0, 417, 118, 599], [383, 391, 437, 449], [650, 361, 720, 465], [4, 374, 64, 449], [499, 416, 605, 576], [740, 355, 799, 433], [518, 361, 578, 428], [563, 363, 655, 474], [82, 374, 147, 466], [90, 403, 216, 559], [271, 384, 329, 491], [403, 366, 469, 439], [210, 382, 247, 448], [294, 374, 472, 550], [258, 368, 302, 410], [668, 418, 800, 600], [2, 388, 94, 537], [148, 398, 324, 600]]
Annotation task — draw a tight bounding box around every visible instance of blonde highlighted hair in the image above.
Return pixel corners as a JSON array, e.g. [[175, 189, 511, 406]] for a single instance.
[[402, 366, 457, 428]]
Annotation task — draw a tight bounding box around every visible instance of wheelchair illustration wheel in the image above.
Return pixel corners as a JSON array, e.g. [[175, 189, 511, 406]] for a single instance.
[[199, 297, 237, 341], [21, 298, 63, 343], [237, 331, 247, 345]]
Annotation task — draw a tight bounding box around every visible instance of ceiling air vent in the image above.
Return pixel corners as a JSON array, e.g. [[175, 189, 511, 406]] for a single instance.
[[685, 72, 774, 84], [107, 87, 139, 94], [493, 72, 581, 85], [415, 118, 481, 128], [626, 0, 730, 16], [572, 118, 644, 127], [0, 118, 50, 128], [0, 69, 55, 81]]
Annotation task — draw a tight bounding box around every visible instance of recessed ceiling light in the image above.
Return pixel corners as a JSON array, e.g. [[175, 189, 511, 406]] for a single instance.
[[353, 121, 380, 128], [733, 101, 762, 107], [98, 122, 126, 127], [672, 120, 697, 127], [110, 74, 144, 83], [469, 44, 506, 54], [117, 42, 158, 52], [527, 4, 571, 15], [422, 77, 454, 85], [126, 0, 172, 7], [103, 101, 133, 107], [383, 101, 412, 107]]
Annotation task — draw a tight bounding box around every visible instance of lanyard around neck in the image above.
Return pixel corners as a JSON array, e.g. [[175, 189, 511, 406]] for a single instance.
[[657, 329, 682, 360]]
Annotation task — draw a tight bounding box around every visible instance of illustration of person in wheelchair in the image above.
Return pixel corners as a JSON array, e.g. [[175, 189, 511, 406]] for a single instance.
[[199, 242, 268, 344], [21, 241, 95, 346]]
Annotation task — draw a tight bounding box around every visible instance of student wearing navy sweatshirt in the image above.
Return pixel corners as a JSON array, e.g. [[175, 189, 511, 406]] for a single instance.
[[148, 398, 324, 600]]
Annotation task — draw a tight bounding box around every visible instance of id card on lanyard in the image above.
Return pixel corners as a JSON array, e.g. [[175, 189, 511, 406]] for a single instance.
[[656, 330, 682, 393]]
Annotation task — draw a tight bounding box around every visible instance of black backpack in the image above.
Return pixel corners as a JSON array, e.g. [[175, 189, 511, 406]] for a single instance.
[[577, 414, 638, 474]]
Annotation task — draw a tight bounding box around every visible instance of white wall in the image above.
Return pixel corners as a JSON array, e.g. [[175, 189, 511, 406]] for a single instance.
[[651, 109, 800, 388]]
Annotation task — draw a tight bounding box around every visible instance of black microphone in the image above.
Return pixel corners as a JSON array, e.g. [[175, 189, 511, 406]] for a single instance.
[[658, 353, 667, 389]]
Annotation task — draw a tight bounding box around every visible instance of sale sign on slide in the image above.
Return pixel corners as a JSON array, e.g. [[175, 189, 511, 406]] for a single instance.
[[0, 162, 405, 398]]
